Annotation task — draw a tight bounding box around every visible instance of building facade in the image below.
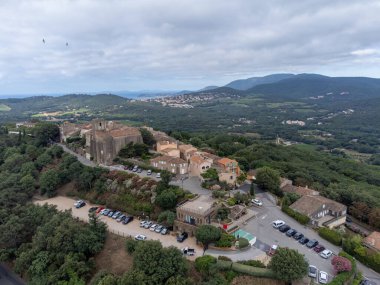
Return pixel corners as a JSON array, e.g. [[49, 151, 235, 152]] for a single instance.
[[150, 155, 188, 175]]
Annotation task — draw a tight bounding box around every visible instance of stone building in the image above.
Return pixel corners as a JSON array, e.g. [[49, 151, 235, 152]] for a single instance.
[[174, 196, 217, 236], [85, 119, 142, 165], [150, 155, 188, 175], [189, 153, 212, 178]]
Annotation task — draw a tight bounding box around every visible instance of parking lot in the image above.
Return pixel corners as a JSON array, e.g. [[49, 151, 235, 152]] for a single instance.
[[243, 191, 339, 281], [34, 196, 202, 259]]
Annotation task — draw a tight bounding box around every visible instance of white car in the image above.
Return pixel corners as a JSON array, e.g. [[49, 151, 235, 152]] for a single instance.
[[320, 249, 333, 259], [74, 200, 82, 207], [319, 271, 328, 284], [272, 220, 285, 228], [147, 170, 152, 175], [134, 234, 147, 241], [252, 198, 263, 206], [156, 173, 161, 178], [308, 265, 318, 278], [150, 224, 157, 231]]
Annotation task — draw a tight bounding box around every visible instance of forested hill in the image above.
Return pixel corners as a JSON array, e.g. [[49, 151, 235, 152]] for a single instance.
[[225, 73, 295, 90], [245, 74, 380, 100]]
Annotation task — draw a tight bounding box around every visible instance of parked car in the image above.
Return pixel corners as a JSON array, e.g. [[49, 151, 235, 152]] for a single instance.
[[137, 168, 143, 173], [128, 166, 134, 171], [319, 271, 328, 284], [267, 245, 278, 256], [299, 237, 310, 245], [132, 166, 138, 172], [140, 220, 148, 227], [117, 215, 126, 222], [96, 207, 104, 214], [108, 211, 115, 217], [155, 225, 163, 233], [286, 229, 297, 237], [123, 216, 134, 224], [150, 224, 157, 231], [156, 173, 161, 178], [147, 170, 152, 175], [101, 209, 110, 215], [89, 206, 98, 212], [177, 232, 188, 242], [161, 227, 168, 235], [112, 211, 122, 219], [320, 249, 333, 259], [359, 279, 377, 285], [182, 247, 195, 256], [252, 198, 263, 206], [313, 244, 325, 253], [144, 221, 153, 229], [308, 265, 318, 278], [74, 200, 86, 208], [272, 220, 285, 228], [134, 234, 147, 241], [279, 224, 291, 233], [306, 239, 319, 248], [293, 232, 304, 240]]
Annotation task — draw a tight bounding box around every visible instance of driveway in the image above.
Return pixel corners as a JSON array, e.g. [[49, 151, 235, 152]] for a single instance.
[[34, 196, 203, 259], [242, 190, 380, 284]]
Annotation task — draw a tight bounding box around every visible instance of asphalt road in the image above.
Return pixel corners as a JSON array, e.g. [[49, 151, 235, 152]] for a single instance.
[[0, 264, 25, 285]]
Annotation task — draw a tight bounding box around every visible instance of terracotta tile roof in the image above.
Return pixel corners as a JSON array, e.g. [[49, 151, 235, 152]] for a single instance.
[[201, 152, 221, 162], [363, 232, 380, 251], [290, 195, 347, 216], [161, 148, 179, 153], [178, 144, 197, 152], [218, 157, 238, 166], [157, 140, 176, 145], [190, 154, 207, 165], [109, 127, 140, 138], [151, 155, 186, 165]]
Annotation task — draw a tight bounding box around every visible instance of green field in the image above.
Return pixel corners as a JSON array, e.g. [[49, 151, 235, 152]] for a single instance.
[[0, 104, 11, 111]]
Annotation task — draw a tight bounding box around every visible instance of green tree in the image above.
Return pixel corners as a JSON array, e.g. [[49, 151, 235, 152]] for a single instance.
[[195, 225, 222, 253], [269, 247, 308, 282], [155, 189, 178, 210], [35, 152, 53, 169], [256, 167, 281, 195], [20, 174, 36, 195], [133, 240, 187, 284], [140, 128, 156, 146], [158, 210, 176, 226], [33, 122, 60, 146], [250, 182, 255, 197], [39, 169, 60, 196], [201, 168, 219, 181]]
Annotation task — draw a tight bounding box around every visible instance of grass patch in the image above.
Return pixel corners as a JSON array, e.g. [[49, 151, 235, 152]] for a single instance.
[[0, 104, 11, 111], [216, 260, 277, 279]]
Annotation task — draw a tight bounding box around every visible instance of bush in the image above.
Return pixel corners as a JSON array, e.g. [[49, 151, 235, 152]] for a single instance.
[[282, 206, 310, 225], [237, 238, 249, 249], [212, 190, 227, 199], [327, 252, 356, 285], [237, 260, 266, 268], [218, 256, 232, 262], [331, 256, 352, 274], [125, 238, 138, 254], [215, 233, 235, 248], [227, 197, 236, 206], [319, 227, 342, 246], [195, 255, 217, 274]]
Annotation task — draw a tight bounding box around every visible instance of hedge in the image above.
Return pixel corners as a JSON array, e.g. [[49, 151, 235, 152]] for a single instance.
[[282, 206, 310, 225], [318, 227, 342, 246], [237, 260, 266, 268], [215, 233, 235, 248], [216, 260, 277, 279], [238, 238, 250, 249]]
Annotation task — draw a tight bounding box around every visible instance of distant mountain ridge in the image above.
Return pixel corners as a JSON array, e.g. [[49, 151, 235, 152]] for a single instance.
[[225, 73, 295, 90]]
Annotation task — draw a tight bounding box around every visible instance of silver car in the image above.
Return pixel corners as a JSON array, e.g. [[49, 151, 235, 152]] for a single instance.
[[319, 271, 328, 284], [308, 265, 318, 278]]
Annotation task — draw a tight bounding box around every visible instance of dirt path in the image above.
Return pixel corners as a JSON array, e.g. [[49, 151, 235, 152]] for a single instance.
[[34, 196, 203, 259]]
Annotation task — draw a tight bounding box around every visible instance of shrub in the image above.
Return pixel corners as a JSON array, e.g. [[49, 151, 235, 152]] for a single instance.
[[319, 227, 342, 246], [327, 252, 356, 285], [195, 255, 217, 274], [125, 238, 138, 254], [218, 256, 232, 262], [215, 233, 235, 248], [237, 260, 266, 268], [227, 197, 236, 206], [282, 206, 310, 225], [212, 190, 227, 199], [331, 256, 352, 274], [237, 238, 249, 249]]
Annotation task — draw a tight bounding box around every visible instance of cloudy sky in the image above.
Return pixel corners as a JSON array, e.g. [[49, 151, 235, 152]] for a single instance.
[[1, 0, 380, 95]]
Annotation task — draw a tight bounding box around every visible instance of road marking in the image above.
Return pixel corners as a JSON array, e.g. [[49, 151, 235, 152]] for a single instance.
[[261, 214, 267, 220]]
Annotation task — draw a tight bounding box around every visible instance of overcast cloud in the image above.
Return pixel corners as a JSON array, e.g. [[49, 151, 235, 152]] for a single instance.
[[0, 0, 380, 95]]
